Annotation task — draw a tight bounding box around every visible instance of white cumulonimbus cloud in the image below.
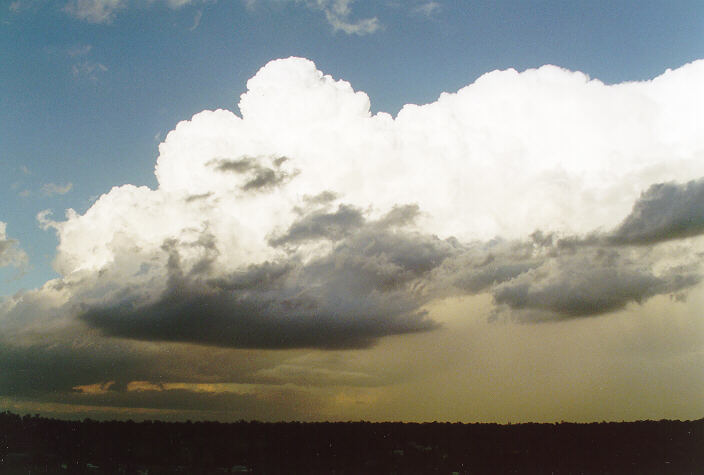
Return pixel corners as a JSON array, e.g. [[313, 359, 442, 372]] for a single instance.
[[12, 57, 704, 351]]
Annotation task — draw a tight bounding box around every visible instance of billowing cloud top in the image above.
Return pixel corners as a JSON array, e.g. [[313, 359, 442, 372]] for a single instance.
[[13, 57, 704, 353]]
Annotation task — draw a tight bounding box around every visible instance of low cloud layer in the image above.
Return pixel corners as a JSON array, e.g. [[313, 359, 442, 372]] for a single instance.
[[77, 205, 444, 349], [492, 250, 700, 319]]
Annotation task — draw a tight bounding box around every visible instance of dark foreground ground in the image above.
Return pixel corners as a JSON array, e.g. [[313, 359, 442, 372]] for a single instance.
[[0, 412, 702, 474]]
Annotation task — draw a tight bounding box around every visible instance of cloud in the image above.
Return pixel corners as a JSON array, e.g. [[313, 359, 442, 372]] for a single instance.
[[163, 0, 195, 8], [63, 0, 199, 23], [64, 44, 107, 82], [0, 317, 319, 420], [208, 155, 296, 192], [76, 206, 443, 349], [491, 248, 700, 319], [72, 61, 108, 80], [435, 238, 545, 295], [247, 0, 381, 35], [608, 178, 704, 245], [189, 8, 202, 30], [0, 284, 268, 392], [8, 0, 44, 13], [0, 280, 341, 421], [306, 0, 381, 35], [268, 203, 365, 246], [64, 0, 126, 23], [42, 182, 73, 196], [16, 57, 701, 351], [0, 222, 27, 269], [319, 3, 380, 35], [412, 1, 440, 17], [67, 44, 93, 57], [2, 57, 704, 419], [428, 220, 703, 321]]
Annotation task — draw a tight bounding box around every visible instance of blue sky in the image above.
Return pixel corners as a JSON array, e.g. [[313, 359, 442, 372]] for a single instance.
[[0, 1, 703, 422]]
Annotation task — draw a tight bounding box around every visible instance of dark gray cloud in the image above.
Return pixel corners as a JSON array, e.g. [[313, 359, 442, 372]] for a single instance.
[[436, 239, 543, 294], [270, 203, 423, 248], [208, 260, 293, 291], [0, 337, 321, 421], [80, 287, 436, 350], [302, 190, 338, 205], [269, 204, 365, 246], [78, 205, 449, 349], [0, 340, 143, 398], [374, 204, 421, 229], [0, 182, 702, 421], [75, 188, 704, 346], [0, 282, 293, 401], [10, 176, 704, 365], [609, 178, 704, 245], [303, 229, 457, 295], [464, 178, 704, 320], [184, 192, 213, 202], [209, 155, 295, 191], [492, 249, 701, 318]]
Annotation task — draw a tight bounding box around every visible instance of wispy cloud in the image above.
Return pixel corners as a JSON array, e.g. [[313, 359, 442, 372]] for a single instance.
[[63, 0, 200, 23], [316, 0, 381, 35], [164, 0, 196, 8], [64, 0, 126, 23], [412, 1, 440, 18], [63, 43, 107, 81], [189, 9, 202, 30], [8, 0, 43, 13], [67, 44, 93, 57], [247, 0, 381, 35], [72, 61, 108, 80], [42, 182, 73, 196]]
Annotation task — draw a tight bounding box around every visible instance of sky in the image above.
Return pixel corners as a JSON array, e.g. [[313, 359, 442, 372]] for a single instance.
[[0, 0, 703, 423]]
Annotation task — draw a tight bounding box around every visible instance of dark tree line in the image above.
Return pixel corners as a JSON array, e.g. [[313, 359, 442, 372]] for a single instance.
[[0, 411, 702, 474]]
